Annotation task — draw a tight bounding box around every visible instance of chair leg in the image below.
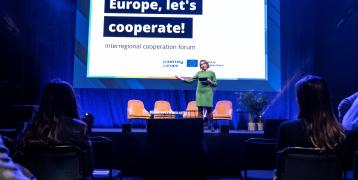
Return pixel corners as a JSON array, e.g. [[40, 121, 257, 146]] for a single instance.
[[210, 119, 215, 131]]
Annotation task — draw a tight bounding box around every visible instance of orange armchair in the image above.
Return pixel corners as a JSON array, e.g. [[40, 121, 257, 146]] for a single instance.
[[182, 101, 199, 118], [153, 100, 175, 119], [127, 99, 151, 120], [212, 100, 233, 120]]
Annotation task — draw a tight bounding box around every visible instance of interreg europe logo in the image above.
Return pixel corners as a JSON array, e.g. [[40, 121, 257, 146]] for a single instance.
[[162, 60, 183, 68], [186, 59, 198, 67]]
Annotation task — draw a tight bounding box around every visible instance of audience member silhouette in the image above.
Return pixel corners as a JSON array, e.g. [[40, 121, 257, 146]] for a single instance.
[[0, 135, 34, 179], [277, 75, 345, 151], [336, 90, 358, 172], [342, 97, 358, 132], [14, 79, 93, 177], [338, 91, 358, 122]]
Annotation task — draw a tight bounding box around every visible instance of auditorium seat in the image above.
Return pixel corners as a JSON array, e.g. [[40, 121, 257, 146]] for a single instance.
[[127, 99, 151, 127], [243, 138, 277, 179], [182, 101, 199, 118], [153, 100, 175, 119], [19, 145, 90, 180], [342, 130, 358, 179], [212, 100, 233, 129], [90, 136, 122, 180], [276, 147, 342, 180]]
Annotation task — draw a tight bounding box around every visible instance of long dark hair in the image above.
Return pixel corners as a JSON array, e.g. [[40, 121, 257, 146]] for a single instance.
[[20, 79, 80, 146], [296, 75, 344, 150]]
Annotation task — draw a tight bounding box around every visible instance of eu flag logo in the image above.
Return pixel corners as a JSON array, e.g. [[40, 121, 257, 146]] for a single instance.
[[187, 59, 198, 67]]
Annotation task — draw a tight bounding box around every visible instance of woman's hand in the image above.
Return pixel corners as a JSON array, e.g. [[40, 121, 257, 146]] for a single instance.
[[175, 76, 184, 81], [206, 79, 213, 84]]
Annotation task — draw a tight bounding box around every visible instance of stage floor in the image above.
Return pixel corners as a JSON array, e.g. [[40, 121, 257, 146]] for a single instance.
[[93, 128, 264, 134]]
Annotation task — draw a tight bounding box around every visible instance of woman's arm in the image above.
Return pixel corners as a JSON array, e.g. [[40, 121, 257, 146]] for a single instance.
[[207, 71, 217, 87], [176, 72, 199, 83]]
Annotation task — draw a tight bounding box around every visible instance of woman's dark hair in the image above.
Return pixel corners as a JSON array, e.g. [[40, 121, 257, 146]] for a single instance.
[[20, 79, 80, 146], [200, 60, 209, 68], [295, 75, 344, 150]]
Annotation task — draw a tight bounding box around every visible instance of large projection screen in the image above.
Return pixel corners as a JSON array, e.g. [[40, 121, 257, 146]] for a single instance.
[[74, 0, 281, 91]]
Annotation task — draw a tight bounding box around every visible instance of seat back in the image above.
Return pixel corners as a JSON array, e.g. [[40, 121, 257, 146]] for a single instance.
[[153, 100, 175, 119], [243, 138, 277, 179], [127, 99, 150, 119], [244, 138, 277, 169], [213, 100, 232, 120], [277, 147, 341, 180], [90, 136, 121, 179], [90, 136, 112, 170], [21, 145, 87, 180], [183, 101, 198, 118], [342, 130, 358, 171]]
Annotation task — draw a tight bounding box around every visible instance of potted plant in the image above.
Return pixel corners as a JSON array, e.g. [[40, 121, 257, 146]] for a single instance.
[[241, 91, 269, 131]]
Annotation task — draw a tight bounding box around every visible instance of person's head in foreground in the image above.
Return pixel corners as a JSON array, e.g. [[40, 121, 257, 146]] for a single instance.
[[20, 79, 81, 146], [295, 75, 344, 150]]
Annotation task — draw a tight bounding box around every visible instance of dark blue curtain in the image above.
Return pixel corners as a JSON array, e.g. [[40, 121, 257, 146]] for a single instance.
[[0, 0, 76, 103], [1, 0, 336, 128], [314, 0, 358, 108]]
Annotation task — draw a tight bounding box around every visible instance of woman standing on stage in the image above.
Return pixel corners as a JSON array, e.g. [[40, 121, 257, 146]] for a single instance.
[[176, 60, 217, 129]]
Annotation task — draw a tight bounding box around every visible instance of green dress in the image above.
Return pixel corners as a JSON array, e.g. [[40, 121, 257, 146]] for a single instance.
[[185, 70, 217, 107]]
